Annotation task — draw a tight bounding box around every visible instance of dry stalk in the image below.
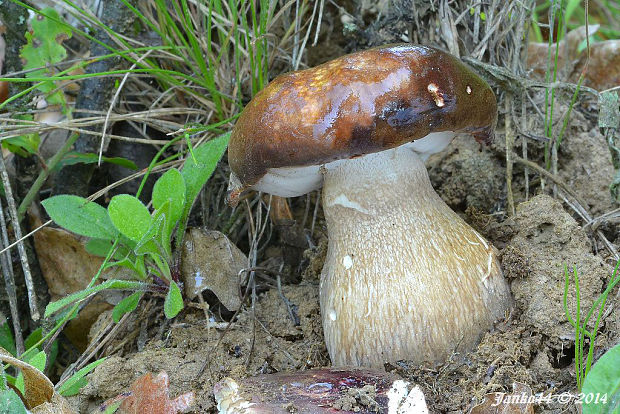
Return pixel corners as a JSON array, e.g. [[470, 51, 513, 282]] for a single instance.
[[0, 154, 39, 321]]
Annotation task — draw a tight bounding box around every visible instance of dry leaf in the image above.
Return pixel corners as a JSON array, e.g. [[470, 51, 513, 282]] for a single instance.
[[101, 371, 194, 414], [31, 393, 76, 414], [573, 39, 620, 90], [527, 25, 599, 79], [180, 228, 247, 311], [527, 25, 620, 90], [33, 226, 103, 296], [0, 347, 74, 413]]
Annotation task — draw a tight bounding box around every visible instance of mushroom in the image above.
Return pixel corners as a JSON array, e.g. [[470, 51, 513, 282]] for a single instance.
[[227, 44, 512, 367]]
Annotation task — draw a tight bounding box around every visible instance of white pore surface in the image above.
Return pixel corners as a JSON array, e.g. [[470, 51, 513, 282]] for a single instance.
[[252, 131, 456, 197]]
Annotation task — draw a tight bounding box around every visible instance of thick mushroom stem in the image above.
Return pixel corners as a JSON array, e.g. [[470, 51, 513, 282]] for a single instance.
[[320, 145, 512, 367]]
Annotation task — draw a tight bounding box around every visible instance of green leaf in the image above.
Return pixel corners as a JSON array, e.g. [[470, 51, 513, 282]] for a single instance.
[[2, 116, 40, 157], [102, 400, 123, 414], [15, 351, 46, 394], [153, 169, 185, 234], [85, 239, 127, 259], [54, 152, 138, 171], [19, 8, 71, 104], [182, 133, 229, 206], [0, 322, 16, 356], [164, 281, 183, 319], [0, 389, 28, 414], [57, 358, 106, 397], [28, 351, 47, 372], [24, 328, 58, 370], [582, 343, 620, 414], [108, 195, 152, 242], [565, 0, 582, 24], [112, 292, 143, 323], [134, 214, 165, 257], [2, 134, 41, 157], [151, 201, 173, 258], [44, 279, 146, 317], [4, 374, 16, 387], [104, 255, 147, 279], [153, 169, 185, 212], [181, 133, 229, 219], [42, 195, 118, 240]]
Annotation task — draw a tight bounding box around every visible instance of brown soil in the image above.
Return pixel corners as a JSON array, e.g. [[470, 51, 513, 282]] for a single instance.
[[74, 284, 329, 413]]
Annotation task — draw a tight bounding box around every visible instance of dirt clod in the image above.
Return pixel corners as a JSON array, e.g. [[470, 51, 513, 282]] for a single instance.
[[501, 195, 612, 340]]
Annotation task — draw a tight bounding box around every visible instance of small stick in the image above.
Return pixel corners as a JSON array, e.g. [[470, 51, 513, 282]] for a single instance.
[[0, 154, 39, 321], [505, 97, 516, 216], [0, 198, 24, 355]]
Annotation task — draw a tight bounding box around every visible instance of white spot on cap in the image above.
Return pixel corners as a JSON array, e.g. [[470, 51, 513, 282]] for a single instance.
[[427, 83, 445, 107], [328, 309, 337, 321], [466, 85, 472, 94], [343, 255, 353, 269]]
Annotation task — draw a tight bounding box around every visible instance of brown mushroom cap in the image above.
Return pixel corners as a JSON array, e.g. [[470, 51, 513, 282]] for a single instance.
[[228, 44, 497, 193]]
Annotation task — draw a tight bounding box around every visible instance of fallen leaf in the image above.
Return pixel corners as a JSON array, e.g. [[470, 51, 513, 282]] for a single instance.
[[527, 25, 620, 90], [180, 228, 247, 311], [0, 346, 74, 413], [100, 372, 194, 414], [573, 39, 620, 90], [527, 25, 599, 79]]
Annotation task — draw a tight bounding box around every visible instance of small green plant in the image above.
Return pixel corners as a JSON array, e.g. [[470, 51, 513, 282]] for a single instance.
[[532, 0, 620, 42], [1, 6, 140, 221], [1, 7, 69, 158], [20, 7, 72, 109], [581, 342, 620, 414], [1, 322, 58, 386], [42, 133, 229, 321], [0, 321, 103, 412], [564, 261, 620, 390]]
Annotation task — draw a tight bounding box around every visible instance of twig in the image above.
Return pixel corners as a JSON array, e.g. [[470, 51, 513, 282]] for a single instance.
[[99, 50, 153, 165], [276, 270, 298, 325], [292, 0, 320, 70], [512, 154, 587, 207], [505, 97, 516, 216], [0, 198, 24, 355], [462, 57, 599, 97], [57, 311, 131, 388], [0, 154, 39, 321], [513, 154, 619, 261], [16, 132, 80, 220]]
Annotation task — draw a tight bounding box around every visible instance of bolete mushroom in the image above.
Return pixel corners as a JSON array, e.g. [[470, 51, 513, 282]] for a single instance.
[[227, 44, 512, 367]]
